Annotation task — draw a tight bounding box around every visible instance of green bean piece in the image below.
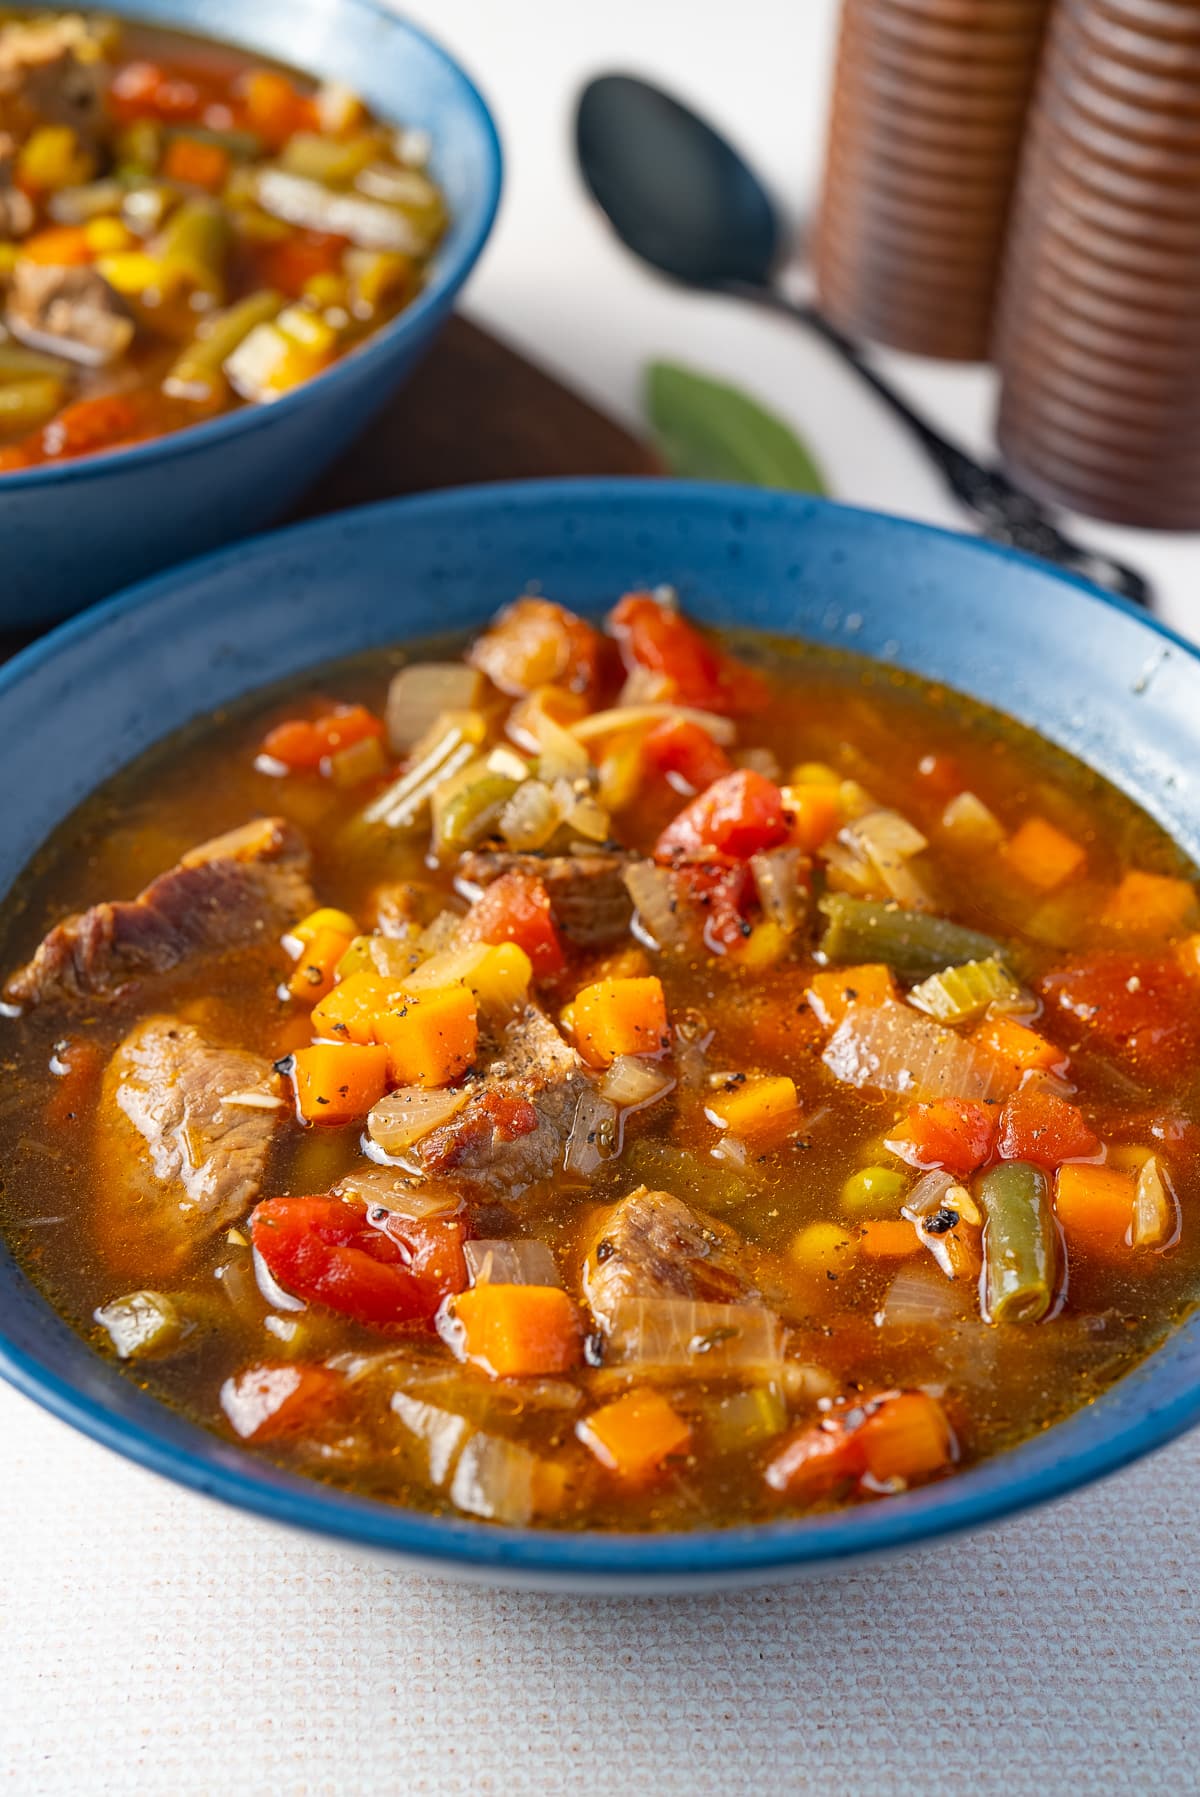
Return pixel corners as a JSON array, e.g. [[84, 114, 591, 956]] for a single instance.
[[977, 1160, 1058, 1324], [0, 342, 71, 380], [818, 893, 1008, 980], [163, 288, 282, 402], [156, 197, 232, 298], [115, 119, 163, 176], [0, 376, 67, 432], [165, 124, 263, 161]]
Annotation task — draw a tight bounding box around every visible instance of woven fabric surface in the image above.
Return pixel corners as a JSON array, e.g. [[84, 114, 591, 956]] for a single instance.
[[2, 1380, 1196, 1794]]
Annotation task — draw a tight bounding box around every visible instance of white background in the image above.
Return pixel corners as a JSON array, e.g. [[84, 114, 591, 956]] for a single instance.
[[3, 5, 1199, 1792]]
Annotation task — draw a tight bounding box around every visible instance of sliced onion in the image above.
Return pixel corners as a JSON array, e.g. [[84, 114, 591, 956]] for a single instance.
[[391, 1392, 472, 1485], [252, 1246, 306, 1312], [564, 1086, 619, 1177], [563, 789, 612, 844], [448, 1431, 537, 1524], [464, 1239, 561, 1287], [823, 1002, 1016, 1102], [499, 778, 563, 850], [367, 1086, 469, 1156], [386, 663, 483, 754], [599, 1055, 675, 1111], [821, 839, 881, 898], [415, 910, 464, 958], [880, 1260, 964, 1329], [843, 808, 933, 910], [750, 847, 804, 933], [507, 688, 591, 782], [1133, 1154, 1180, 1249], [941, 790, 1005, 851], [328, 734, 386, 788], [624, 861, 687, 950], [901, 1169, 958, 1218], [571, 704, 737, 745], [603, 1298, 784, 1376], [336, 1164, 463, 1219]]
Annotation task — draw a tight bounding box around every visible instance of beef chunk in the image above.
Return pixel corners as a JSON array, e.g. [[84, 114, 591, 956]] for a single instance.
[[582, 1186, 762, 1330], [0, 132, 32, 238], [7, 817, 315, 1007], [94, 1017, 282, 1275], [414, 1004, 590, 1189], [6, 260, 134, 366], [458, 849, 634, 948], [0, 16, 108, 147]]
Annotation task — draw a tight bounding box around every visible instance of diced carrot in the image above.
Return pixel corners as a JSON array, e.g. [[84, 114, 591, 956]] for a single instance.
[[783, 784, 841, 853], [453, 1284, 583, 1378], [41, 391, 145, 460], [311, 970, 399, 1045], [997, 1089, 1099, 1168], [310, 704, 383, 758], [764, 1420, 862, 1499], [576, 1389, 692, 1482], [460, 870, 565, 979], [240, 68, 319, 148], [290, 1042, 389, 1124], [706, 1074, 798, 1143], [260, 717, 324, 770], [857, 1390, 955, 1482], [855, 1218, 921, 1259], [287, 925, 353, 1004], [220, 1363, 340, 1442], [18, 224, 92, 265], [901, 1097, 996, 1176], [570, 976, 668, 1067], [1002, 817, 1086, 890], [162, 135, 231, 191], [45, 1037, 105, 1129], [974, 1014, 1067, 1076], [1054, 1162, 1135, 1252], [806, 963, 896, 1028], [374, 983, 478, 1088], [253, 228, 347, 298], [914, 753, 963, 802], [110, 59, 210, 124], [1102, 870, 1196, 937]]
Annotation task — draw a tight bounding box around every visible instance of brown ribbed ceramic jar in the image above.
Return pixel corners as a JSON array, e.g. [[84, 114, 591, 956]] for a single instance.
[[995, 0, 1200, 527], [814, 0, 1053, 360]]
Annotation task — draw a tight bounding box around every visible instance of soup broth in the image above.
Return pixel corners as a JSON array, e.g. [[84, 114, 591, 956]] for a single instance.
[[2, 595, 1198, 1533]]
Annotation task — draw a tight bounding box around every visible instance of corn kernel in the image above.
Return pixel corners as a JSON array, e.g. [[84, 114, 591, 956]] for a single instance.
[[96, 251, 165, 294], [84, 216, 134, 255]]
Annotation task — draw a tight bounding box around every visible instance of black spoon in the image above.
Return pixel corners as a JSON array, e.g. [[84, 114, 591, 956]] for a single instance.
[[576, 73, 1153, 610]]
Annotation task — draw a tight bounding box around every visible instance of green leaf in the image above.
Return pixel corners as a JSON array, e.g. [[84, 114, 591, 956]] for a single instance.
[[645, 360, 828, 495]]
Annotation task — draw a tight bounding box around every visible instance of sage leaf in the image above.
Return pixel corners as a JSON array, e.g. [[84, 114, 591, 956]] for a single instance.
[[646, 360, 828, 494]]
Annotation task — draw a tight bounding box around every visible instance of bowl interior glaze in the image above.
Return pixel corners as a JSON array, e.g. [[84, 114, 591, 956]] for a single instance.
[[2, 480, 1198, 1592]]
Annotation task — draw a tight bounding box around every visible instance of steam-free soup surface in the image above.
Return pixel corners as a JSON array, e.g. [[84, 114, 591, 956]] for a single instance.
[[2, 594, 1199, 1533]]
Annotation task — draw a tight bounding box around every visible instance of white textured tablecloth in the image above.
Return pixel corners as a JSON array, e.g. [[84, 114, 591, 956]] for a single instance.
[[4, 4, 1200, 1789], [3, 1382, 1198, 1793]]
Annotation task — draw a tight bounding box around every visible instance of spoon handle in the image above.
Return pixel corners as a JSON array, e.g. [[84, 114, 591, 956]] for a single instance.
[[742, 285, 1153, 610]]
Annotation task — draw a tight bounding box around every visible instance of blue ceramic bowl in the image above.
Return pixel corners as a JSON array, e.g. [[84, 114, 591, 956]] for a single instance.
[[2, 480, 1199, 1592], [0, 0, 501, 627]]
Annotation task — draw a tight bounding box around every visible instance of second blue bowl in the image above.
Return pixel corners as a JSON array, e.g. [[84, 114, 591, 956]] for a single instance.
[[0, 0, 501, 627]]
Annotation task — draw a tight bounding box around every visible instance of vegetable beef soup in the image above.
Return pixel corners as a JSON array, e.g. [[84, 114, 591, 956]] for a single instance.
[[0, 10, 446, 470], [3, 592, 1200, 1533]]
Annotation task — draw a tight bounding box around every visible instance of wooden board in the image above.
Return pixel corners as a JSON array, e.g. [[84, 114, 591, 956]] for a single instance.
[[0, 317, 658, 661]]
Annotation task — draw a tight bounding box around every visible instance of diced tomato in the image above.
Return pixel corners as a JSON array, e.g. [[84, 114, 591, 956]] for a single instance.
[[915, 752, 963, 801], [674, 859, 757, 954], [239, 67, 319, 148], [311, 704, 383, 758], [249, 1196, 468, 1330], [460, 870, 565, 978], [763, 1419, 864, 1500], [41, 393, 147, 462], [609, 593, 769, 715], [251, 229, 349, 299], [765, 1390, 955, 1500], [220, 1362, 340, 1442], [110, 59, 213, 124], [902, 1097, 996, 1176], [1039, 953, 1200, 1082], [996, 1089, 1100, 1168], [655, 770, 789, 864], [641, 718, 733, 796], [45, 1038, 105, 1129], [475, 1089, 540, 1140]]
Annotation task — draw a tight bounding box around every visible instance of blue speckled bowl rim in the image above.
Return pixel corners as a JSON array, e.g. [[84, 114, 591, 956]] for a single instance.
[[2, 478, 1200, 1585], [0, 0, 502, 494]]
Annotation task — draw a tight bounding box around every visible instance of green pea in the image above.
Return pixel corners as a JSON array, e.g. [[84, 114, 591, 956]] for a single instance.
[[840, 1164, 908, 1217]]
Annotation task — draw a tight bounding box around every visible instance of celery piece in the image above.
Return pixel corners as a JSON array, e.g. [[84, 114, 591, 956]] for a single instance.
[[163, 288, 282, 402], [279, 130, 385, 186], [704, 1385, 788, 1456], [48, 177, 126, 224], [95, 1289, 189, 1359], [818, 893, 1007, 980], [0, 342, 70, 379], [254, 168, 429, 254], [115, 119, 162, 175], [435, 769, 521, 853], [977, 1161, 1057, 1324], [908, 956, 1024, 1025]]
